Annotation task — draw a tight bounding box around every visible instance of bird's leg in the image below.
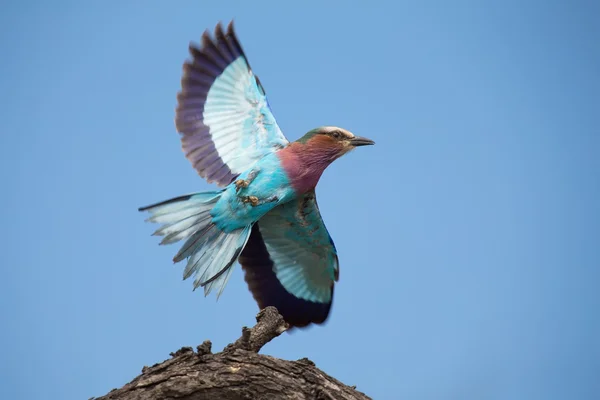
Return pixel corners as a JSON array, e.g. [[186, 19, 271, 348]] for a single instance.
[[234, 168, 260, 193], [242, 195, 279, 207]]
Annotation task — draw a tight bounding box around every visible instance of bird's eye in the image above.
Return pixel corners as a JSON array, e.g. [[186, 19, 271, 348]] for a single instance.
[[331, 131, 341, 139]]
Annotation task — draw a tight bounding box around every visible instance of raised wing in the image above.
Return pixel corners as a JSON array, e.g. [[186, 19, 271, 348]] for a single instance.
[[175, 21, 289, 186], [238, 191, 339, 328]]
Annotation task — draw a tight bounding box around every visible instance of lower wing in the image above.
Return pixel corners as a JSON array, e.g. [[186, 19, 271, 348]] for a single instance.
[[238, 191, 339, 328]]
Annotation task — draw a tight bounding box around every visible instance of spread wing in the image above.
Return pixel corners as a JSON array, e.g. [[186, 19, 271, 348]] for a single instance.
[[175, 21, 289, 186], [239, 191, 340, 328]]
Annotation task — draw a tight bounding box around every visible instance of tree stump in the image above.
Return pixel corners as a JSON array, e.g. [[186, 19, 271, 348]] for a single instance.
[[94, 307, 371, 400]]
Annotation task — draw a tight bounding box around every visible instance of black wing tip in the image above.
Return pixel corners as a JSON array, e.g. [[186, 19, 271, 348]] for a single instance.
[[214, 21, 226, 40], [285, 285, 334, 329], [183, 19, 250, 84], [264, 295, 333, 329], [138, 194, 194, 212], [200, 29, 212, 44], [226, 19, 236, 34], [250, 290, 333, 329], [187, 19, 242, 54]]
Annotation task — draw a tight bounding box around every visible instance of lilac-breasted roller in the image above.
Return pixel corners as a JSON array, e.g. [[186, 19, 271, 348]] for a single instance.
[[139, 21, 374, 328]]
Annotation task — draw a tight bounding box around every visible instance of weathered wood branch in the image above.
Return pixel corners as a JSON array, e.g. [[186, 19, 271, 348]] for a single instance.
[[95, 306, 371, 400]]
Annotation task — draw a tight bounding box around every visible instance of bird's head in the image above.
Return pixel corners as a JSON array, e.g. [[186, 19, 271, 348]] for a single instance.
[[297, 126, 375, 161]]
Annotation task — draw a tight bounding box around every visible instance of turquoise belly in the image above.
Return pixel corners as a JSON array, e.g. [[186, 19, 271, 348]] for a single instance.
[[210, 153, 296, 232]]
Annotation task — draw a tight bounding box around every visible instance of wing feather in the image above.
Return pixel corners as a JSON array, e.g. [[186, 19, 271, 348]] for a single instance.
[[239, 191, 339, 328], [175, 21, 289, 186]]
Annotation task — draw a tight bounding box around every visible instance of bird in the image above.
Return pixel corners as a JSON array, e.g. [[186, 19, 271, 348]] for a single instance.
[[138, 21, 374, 329]]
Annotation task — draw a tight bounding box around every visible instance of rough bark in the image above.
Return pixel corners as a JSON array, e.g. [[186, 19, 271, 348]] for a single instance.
[[94, 307, 371, 400]]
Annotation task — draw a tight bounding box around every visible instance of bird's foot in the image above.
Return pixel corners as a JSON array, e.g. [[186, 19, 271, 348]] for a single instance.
[[242, 195, 279, 207], [234, 179, 250, 192], [242, 195, 259, 206], [235, 169, 260, 193]]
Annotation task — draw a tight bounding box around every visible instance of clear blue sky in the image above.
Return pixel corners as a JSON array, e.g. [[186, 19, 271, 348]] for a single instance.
[[1, 1, 599, 399]]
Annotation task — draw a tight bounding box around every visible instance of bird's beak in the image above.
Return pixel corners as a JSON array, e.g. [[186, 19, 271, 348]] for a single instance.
[[349, 136, 375, 147]]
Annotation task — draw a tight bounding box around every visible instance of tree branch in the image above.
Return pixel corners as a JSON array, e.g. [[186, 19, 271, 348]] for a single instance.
[[94, 307, 371, 400], [225, 306, 289, 352]]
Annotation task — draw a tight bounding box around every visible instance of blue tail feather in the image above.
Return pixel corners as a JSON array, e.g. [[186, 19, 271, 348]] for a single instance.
[[139, 190, 252, 298]]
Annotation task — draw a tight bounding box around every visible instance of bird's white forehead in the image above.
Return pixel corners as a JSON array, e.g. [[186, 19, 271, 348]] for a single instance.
[[320, 126, 355, 139]]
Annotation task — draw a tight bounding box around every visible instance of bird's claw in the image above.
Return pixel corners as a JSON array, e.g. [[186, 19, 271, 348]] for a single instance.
[[242, 196, 260, 206], [234, 169, 259, 193], [242, 196, 258, 207], [234, 179, 249, 192], [242, 195, 278, 207]]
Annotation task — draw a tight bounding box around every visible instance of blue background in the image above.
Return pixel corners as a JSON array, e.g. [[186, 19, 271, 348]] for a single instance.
[[1, 1, 599, 399]]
